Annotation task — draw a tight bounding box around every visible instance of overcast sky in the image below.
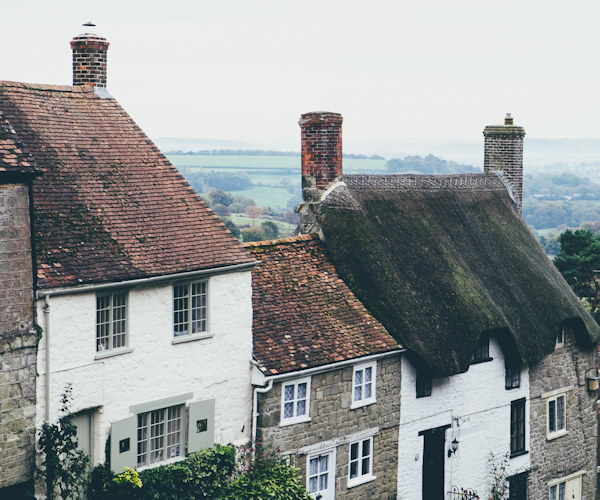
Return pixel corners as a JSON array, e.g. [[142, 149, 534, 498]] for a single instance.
[[2, 1, 600, 151]]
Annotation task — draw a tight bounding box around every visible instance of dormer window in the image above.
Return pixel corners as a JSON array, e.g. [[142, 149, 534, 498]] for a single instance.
[[472, 332, 491, 364], [505, 363, 521, 390], [416, 372, 432, 398]]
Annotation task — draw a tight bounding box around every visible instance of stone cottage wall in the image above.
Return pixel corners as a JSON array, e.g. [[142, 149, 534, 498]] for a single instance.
[[528, 325, 597, 499], [0, 184, 37, 490], [257, 356, 401, 500]]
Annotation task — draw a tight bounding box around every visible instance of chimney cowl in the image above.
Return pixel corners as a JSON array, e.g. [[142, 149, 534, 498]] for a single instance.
[[71, 33, 109, 88]]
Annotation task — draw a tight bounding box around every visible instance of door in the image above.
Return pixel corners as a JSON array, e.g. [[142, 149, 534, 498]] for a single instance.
[[71, 411, 93, 459], [420, 425, 449, 500], [565, 476, 581, 500], [307, 450, 335, 500]]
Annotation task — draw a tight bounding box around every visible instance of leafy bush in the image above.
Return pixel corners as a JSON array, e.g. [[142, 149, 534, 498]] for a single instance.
[[242, 227, 267, 242], [227, 440, 314, 500], [88, 444, 236, 500], [224, 220, 241, 238], [228, 202, 244, 213], [213, 204, 231, 216], [261, 221, 279, 239], [38, 385, 89, 500]]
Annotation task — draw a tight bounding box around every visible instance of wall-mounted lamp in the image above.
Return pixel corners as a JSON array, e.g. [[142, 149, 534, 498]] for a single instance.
[[447, 438, 459, 458], [586, 368, 600, 392]]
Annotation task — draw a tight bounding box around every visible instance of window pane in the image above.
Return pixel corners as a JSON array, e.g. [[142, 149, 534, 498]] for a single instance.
[[319, 455, 328, 473], [556, 396, 565, 430], [350, 461, 358, 479], [284, 385, 294, 402], [355, 385, 362, 402], [355, 370, 363, 386], [297, 383, 307, 400], [362, 457, 370, 475], [365, 367, 371, 382], [137, 413, 148, 466], [550, 485, 556, 500], [167, 406, 181, 458], [558, 483, 565, 500], [296, 399, 306, 417], [284, 402, 294, 419], [150, 409, 165, 464], [308, 476, 317, 493], [309, 458, 318, 476], [362, 439, 371, 457], [191, 282, 207, 334], [112, 293, 127, 348], [350, 442, 358, 461], [96, 295, 110, 351], [549, 400, 556, 432], [173, 285, 189, 335], [365, 382, 372, 399], [319, 473, 327, 491]]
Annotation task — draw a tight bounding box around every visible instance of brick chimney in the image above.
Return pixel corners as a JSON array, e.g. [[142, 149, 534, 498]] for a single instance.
[[70, 33, 109, 88], [483, 113, 525, 213], [297, 112, 343, 234]]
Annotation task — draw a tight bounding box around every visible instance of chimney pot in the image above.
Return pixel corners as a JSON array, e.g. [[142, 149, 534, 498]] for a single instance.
[[504, 113, 514, 125]]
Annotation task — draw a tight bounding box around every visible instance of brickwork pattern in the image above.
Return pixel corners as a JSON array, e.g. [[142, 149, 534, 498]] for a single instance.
[[299, 112, 343, 190], [70, 34, 109, 88], [258, 357, 401, 499], [528, 327, 597, 500], [483, 126, 525, 213], [0, 184, 36, 489]]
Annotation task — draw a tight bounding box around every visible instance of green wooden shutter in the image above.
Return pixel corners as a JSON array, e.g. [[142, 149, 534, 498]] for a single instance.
[[110, 415, 137, 472], [187, 399, 215, 453]]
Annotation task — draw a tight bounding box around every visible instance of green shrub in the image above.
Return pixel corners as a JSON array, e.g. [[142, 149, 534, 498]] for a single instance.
[[242, 227, 267, 242]]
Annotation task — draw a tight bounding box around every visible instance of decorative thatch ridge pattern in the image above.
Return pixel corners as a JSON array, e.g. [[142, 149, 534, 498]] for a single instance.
[[318, 174, 600, 378]]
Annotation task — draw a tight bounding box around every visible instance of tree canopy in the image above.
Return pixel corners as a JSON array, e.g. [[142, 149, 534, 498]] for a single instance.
[[554, 229, 600, 320]]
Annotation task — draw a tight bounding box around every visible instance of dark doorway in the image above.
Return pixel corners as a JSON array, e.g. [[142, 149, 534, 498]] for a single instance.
[[419, 425, 450, 500]]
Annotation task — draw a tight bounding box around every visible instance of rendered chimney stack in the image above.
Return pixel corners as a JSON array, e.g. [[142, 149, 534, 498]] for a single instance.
[[71, 33, 109, 87], [483, 114, 525, 213]]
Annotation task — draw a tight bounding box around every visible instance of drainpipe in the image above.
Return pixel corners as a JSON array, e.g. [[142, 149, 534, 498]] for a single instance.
[[43, 295, 50, 422], [252, 379, 273, 446]]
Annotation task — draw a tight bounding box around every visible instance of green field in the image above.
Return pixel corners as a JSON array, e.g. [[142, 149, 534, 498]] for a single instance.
[[230, 215, 295, 237], [167, 154, 386, 210]]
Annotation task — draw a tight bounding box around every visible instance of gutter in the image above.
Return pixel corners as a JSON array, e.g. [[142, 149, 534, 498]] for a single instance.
[[36, 261, 259, 298], [250, 349, 404, 444]]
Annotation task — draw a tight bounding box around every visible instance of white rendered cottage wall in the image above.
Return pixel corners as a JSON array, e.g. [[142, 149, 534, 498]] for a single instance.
[[397, 336, 530, 499], [35, 270, 253, 467]]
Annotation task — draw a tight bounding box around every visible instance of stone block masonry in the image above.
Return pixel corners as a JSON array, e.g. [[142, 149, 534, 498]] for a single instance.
[[527, 325, 597, 500], [257, 357, 401, 499], [483, 117, 525, 213], [0, 184, 37, 490]]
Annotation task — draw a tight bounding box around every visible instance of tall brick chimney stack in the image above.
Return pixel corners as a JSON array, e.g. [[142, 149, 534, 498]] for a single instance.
[[297, 112, 343, 234], [483, 113, 525, 213], [70, 33, 109, 88]]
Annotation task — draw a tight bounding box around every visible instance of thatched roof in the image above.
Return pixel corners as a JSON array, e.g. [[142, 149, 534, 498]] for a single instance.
[[318, 173, 600, 378]]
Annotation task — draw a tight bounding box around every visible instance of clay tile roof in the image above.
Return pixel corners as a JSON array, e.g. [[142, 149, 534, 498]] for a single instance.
[[0, 112, 40, 174], [244, 234, 400, 376], [0, 81, 255, 288]]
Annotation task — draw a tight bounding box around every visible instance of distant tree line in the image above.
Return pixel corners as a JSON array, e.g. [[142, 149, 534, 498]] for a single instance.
[[386, 154, 480, 175], [167, 150, 385, 159]]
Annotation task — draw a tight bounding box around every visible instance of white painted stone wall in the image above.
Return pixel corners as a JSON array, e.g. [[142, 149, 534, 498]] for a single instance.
[[35, 270, 253, 468], [398, 336, 530, 500]]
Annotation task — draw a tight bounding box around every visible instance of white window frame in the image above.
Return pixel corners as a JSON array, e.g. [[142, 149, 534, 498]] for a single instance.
[[543, 386, 572, 441], [280, 377, 311, 426], [95, 291, 130, 357], [351, 361, 377, 409], [172, 280, 212, 343], [347, 435, 376, 488], [136, 404, 185, 469], [306, 447, 336, 500], [548, 470, 584, 500]]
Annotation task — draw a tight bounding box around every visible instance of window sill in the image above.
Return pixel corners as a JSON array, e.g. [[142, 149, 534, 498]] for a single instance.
[[137, 455, 186, 472], [470, 357, 493, 365], [505, 385, 521, 390], [351, 398, 376, 410], [279, 415, 311, 427], [547, 429, 568, 441], [347, 474, 376, 489], [510, 449, 529, 459], [94, 346, 134, 360], [172, 333, 214, 345]]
